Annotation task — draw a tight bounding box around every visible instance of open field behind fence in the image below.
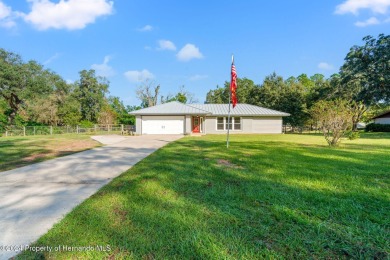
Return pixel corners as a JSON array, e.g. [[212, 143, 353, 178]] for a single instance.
[[2, 125, 135, 137]]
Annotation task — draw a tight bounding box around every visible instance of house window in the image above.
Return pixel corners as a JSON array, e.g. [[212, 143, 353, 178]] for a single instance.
[[234, 117, 241, 130], [217, 117, 241, 131], [217, 117, 224, 130], [225, 118, 233, 130]]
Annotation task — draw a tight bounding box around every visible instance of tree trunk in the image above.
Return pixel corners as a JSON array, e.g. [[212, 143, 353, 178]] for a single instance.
[[351, 102, 367, 131]]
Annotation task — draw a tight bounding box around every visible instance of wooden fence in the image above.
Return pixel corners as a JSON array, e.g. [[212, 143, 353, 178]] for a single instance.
[[3, 124, 135, 137]]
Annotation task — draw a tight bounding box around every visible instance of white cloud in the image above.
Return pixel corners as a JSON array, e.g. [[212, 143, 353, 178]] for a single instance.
[[91, 55, 115, 77], [0, 1, 19, 28], [355, 17, 381, 26], [318, 62, 334, 71], [189, 74, 208, 81], [0, 1, 11, 19], [157, 40, 176, 51], [44, 53, 61, 65], [138, 24, 153, 31], [124, 69, 154, 83], [335, 0, 390, 15], [23, 0, 114, 30], [176, 44, 204, 62]]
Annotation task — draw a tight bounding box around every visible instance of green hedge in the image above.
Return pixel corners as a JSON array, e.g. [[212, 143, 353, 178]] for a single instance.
[[365, 123, 390, 132]]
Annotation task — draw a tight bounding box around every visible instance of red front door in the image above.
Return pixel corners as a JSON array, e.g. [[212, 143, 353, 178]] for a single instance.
[[193, 117, 200, 133]]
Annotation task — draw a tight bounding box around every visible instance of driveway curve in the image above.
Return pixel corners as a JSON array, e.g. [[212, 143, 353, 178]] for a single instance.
[[0, 135, 182, 260]]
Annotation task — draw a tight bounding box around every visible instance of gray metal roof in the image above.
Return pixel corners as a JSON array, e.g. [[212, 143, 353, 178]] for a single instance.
[[188, 104, 290, 116], [372, 110, 390, 119], [130, 101, 210, 115], [130, 101, 290, 116]]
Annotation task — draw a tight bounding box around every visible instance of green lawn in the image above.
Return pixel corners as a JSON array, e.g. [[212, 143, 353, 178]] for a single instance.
[[18, 133, 390, 259], [0, 134, 100, 172]]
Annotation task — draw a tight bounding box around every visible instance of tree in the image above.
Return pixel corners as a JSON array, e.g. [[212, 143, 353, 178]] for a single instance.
[[0, 97, 8, 133], [205, 86, 228, 104], [161, 86, 197, 104], [136, 80, 160, 108], [311, 99, 353, 146], [0, 49, 52, 124], [340, 34, 390, 128], [107, 96, 135, 125], [76, 69, 109, 122], [205, 78, 257, 104], [26, 94, 59, 125], [57, 94, 82, 126], [98, 102, 117, 125]]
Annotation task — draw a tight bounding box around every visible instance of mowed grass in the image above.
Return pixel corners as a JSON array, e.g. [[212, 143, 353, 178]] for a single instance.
[[0, 134, 100, 172], [18, 133, 390, 259]]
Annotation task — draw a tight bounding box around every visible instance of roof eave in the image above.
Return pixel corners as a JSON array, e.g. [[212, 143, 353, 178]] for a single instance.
[[208, 114, 290, 117], [129, 112, 211, 116], [372, 110, 390, 119]]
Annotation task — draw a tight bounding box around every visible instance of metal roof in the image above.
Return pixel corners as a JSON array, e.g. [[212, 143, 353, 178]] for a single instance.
[[372, 110, 390, 119], [130, 101, 290, 116], [188, 104, 290, 116], [130, 101, 210, 115]]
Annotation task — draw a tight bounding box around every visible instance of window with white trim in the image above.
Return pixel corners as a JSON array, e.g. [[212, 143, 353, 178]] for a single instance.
[[216, 117, 241, 130], [217, 117, 224, 130], [225, 118, 232, 130], [234, 117, 241, 130]]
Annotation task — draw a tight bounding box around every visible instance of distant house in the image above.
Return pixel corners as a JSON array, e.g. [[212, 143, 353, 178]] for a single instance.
[[129, 101, 289, 135], [372, 110, 390, 125]]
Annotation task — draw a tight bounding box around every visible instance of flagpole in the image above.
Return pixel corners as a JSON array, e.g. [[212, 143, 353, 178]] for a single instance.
[[226, 55, 233, 148]]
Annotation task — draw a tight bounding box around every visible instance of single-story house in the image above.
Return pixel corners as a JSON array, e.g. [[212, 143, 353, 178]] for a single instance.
[[130, 101, 289, 135], [372, 110, 390, 124]]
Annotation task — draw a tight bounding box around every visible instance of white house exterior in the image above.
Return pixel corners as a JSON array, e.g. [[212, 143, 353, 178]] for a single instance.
[[373, 111, 390, 124], [130, 102, 289, 135]]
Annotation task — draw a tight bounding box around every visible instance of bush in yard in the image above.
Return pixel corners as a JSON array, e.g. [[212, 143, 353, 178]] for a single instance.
[[365, 123, 390, 132], [311, 99, 353, 146], [79, 120, 94, 128], [346, 130, 360, 140]]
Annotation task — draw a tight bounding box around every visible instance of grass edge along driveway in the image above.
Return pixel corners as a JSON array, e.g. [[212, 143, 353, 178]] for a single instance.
[[17, 133, 390, 259]]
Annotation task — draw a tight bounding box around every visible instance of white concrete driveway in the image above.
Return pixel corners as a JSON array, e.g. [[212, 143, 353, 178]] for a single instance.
[[0, 135, 182, 260]]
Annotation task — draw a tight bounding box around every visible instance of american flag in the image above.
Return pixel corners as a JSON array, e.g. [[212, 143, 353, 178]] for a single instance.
[[230, 57, 237, 108]]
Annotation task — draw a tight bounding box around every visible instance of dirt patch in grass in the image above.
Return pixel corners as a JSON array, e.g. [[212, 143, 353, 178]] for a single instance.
[[22, 140, 97, 163], [216, 159, 244, 169], [0, 136, 100, 172]]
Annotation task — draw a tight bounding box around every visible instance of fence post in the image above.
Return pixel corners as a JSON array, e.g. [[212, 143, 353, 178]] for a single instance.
[[94, 124, 97, 132], [121, 124, 124, 134], [50, 126, 53, 135], [77, 125, 79, 134], [33, 126, 36, 135], [23, 126, 26, 136], [108, 124, 110, 133], [5, 131, 7, 137]]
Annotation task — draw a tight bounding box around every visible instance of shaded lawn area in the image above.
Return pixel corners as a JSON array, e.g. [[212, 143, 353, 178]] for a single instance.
[[0, 134, 100, 172], [18, 133, 390, 259]]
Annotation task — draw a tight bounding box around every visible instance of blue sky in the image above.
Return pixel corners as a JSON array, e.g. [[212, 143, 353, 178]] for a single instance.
[[1, 0, 389, 105]]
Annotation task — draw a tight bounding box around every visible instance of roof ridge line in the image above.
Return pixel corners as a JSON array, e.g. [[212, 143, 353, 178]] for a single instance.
[[183, 103, 212, 113]]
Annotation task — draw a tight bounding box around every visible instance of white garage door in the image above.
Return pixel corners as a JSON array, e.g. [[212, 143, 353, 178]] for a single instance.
[[142, 116, 184, 134]]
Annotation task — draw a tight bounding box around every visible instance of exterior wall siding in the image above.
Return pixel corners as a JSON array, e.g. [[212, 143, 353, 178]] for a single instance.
[[374, 118, 390, 124], [204, 116, 283, 134], [251, 117, 282, 133], [185, 115, 191, 134], [135, 115, 142, 135]]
